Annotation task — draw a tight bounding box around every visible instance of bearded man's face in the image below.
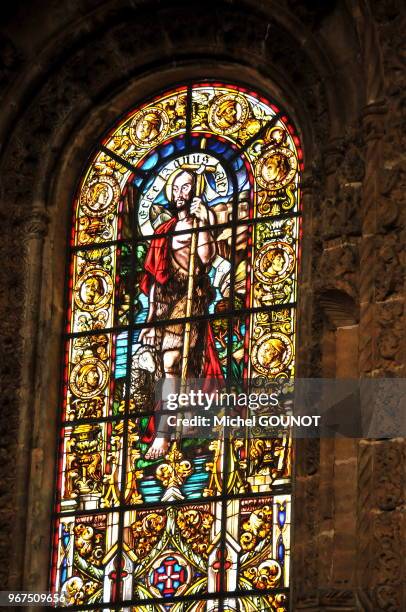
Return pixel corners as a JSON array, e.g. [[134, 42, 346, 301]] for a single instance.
[[171, 173, 195, 211]]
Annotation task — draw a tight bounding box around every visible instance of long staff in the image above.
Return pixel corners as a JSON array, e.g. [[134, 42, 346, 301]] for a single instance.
[[180, 144, 215, 382], [181, 177, 202, 382]]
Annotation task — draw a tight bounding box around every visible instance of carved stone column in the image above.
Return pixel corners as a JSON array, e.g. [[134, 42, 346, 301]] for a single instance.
[[9, 205, 49, 590], [356, 9, 405, 604], [358, 102, 387, 377], [296, 166, 321, 378], [352, 2, 405, 608], [313, 131, 362, 610]]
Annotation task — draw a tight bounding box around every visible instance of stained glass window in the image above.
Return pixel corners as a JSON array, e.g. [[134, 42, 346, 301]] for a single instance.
[[51, 82, 302, 610]]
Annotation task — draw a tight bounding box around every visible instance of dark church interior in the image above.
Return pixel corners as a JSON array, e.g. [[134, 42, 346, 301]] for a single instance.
[[0, 1, 404, 610]]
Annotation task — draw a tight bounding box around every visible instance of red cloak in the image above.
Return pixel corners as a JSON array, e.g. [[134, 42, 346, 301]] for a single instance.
[[140, 218, 224, 380]]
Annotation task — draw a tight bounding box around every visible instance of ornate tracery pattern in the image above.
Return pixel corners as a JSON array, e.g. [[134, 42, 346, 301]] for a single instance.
[[51, 82, 302, 611]]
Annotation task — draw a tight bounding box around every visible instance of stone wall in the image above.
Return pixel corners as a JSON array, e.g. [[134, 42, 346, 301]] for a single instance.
[[0, 0, 403, 609]]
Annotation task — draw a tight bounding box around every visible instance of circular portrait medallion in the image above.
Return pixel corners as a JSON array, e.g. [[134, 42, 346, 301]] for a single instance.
[[208, 93, 249, 135], [256, 146, 297, 190], [254, 242, 295, 284], [80, 176, 120, 218], [252, 332, 293, 376], [129, 106, 169, 147], [74, 268, 113, 312], [69, 357, 109, 399]]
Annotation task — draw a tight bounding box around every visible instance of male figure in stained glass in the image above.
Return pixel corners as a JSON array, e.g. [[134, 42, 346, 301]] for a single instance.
[[82, 276, 105, 307], [262, 152, 291, 185], [216, 99, 238, 130], [136, 111, 161, 142], [263, 248, 286, 279], [139, 169, 223, 458]]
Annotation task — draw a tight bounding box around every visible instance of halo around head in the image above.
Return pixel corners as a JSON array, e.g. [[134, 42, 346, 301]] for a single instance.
[[164, 167, 203, 201]]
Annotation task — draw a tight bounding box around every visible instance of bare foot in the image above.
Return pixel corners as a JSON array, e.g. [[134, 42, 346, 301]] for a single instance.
[[145, 437, 170, 460]]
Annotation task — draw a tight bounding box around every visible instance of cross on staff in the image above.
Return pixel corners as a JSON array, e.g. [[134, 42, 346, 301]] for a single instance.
[[178, 151, 217, 382]]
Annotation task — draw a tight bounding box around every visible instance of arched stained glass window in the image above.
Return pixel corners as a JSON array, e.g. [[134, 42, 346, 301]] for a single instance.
[[51, 82, 303, 611]]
